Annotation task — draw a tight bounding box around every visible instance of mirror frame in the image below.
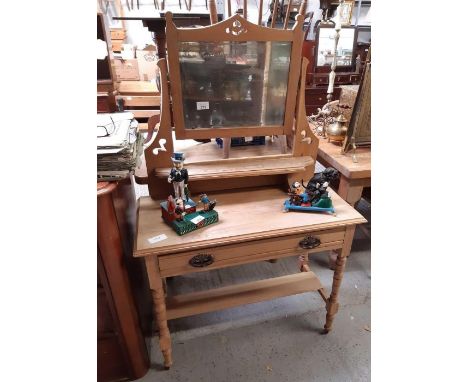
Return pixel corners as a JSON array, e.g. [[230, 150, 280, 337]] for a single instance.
[[165, 12, 305, 140], [314, 24, 358, 73]]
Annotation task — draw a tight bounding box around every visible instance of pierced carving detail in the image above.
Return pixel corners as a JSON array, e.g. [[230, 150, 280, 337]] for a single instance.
[[225, 19, 247, 36]]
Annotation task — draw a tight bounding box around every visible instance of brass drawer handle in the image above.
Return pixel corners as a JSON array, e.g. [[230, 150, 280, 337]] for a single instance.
[[299, 236, 321, 249], [189, 254, 214, 267]]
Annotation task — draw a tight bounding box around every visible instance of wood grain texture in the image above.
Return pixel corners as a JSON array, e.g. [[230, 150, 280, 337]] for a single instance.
[[145, 256, 172, 369], [97, 180, 149, 379], [153, 155, 315, 181], [166, 271, 323, 319], [313, 125, 371, 180], [135, 186, 366, 257], [145, 59, 175, 201], [117, 81, 159, 96], [288, 58, 319, 186], [180, 136, 291, 163], [165, 12, 304, 140], [208, 0, 217, 24], [130, 110, 160, 119], [158, 228, 344, 276], [324, 225, 355, 333], [115, 95, 161, 107]]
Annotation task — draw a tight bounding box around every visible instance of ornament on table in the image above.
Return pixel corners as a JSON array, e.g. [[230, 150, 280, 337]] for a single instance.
[[161, 154, 219, 235], [199, 193, 217, 212], [283, 168, 339, 213], [326, 113, 348, 143], [167, 152, 189, 201], [209, 104, 225, 127]]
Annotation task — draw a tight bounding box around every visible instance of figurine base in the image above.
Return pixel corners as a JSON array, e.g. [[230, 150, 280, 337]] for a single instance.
[[283, 198, 335, 213], [161, 198, 219, 236]]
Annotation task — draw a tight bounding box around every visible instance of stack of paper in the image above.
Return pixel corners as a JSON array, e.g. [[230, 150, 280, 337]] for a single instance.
[[97, 112, 144, 181]]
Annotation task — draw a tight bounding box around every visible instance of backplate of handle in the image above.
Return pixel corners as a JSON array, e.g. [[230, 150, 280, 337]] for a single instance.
[[299, 236, 321, 249], [189, 254, 214, 267]]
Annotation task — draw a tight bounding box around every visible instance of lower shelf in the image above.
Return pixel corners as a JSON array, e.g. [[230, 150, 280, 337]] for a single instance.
[[166, 271, 323, 320]]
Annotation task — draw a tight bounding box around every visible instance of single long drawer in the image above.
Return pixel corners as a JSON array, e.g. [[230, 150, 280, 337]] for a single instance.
[[158, 228, 345, 277]]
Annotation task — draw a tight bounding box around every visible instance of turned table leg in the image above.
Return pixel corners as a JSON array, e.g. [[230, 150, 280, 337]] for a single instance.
[[145, 256, 173, 369], [298, 252, 309, 272], [324, 225, 355, 333], [328, 176, 364, 268]]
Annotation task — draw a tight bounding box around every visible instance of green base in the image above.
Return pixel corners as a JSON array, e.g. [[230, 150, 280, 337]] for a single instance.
[[313, 197, 333, 208], [171, 210, 219, 236]]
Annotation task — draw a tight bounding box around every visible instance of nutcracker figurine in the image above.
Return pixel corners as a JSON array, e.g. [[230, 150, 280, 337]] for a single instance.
[[168, 152, 189, 201]]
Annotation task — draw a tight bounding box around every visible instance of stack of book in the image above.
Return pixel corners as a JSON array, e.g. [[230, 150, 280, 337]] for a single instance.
[[97, 112, 144, 181]]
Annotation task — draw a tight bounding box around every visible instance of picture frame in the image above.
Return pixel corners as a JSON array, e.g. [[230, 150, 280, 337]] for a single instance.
[[338, 0, 354, 26], [343, 46, 371, 152]]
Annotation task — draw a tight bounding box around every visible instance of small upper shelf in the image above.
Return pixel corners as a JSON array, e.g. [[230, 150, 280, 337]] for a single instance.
[[153, 155, 315, 181]]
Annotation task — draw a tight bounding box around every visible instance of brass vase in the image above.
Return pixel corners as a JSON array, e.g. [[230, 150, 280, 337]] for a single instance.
[[326, 114, 348, 143]]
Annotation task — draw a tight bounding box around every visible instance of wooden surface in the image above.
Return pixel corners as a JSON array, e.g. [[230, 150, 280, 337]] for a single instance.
[[166, 271, 323, 319], [135, 186, 366, 257], [97, 179, 150, 381], [312, 128, 371, 206], [314, 130, 371, 180], [117, 81, 159, 96], [158, 227, 345, 277], [116, 95, 161, 107], [138, 188, 364, 367], [153, 155, 315, 181], [145, 256, 172, 369], [180, 136, 291, 164]]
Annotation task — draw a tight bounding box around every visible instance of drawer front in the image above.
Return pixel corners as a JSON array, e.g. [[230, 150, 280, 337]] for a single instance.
[[350, 74, 361, 83], [110, 29, 126, 40], [314, 75, 328, 85], [158, 228, 345, 277], [112, 41, 123, 52], [335, 74, 351, 83], [305, 92, 327, 105]]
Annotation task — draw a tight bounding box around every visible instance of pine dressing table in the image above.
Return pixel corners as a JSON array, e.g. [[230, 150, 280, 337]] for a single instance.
[[133, 10, 366, 369]]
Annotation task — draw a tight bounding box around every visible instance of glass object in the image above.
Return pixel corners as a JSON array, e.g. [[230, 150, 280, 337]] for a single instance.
[[209, 104, 226, 127], [178, 40, 292, 129], [316, 27, 355, 67]]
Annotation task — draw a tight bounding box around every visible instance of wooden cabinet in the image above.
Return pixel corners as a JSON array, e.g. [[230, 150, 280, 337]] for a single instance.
[[312, 73, 357, 86], [97, 179, 150, 382], [305, 86, 342, 116], [97, 12, 117, 113]]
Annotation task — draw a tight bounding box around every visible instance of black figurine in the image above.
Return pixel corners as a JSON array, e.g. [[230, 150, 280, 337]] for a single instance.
[[302, 168, 339, 204]]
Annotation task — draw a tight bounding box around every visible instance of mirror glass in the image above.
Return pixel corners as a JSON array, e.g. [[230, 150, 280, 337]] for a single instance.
[[316, 27, 355, 67], [178, 40, 292, 129]]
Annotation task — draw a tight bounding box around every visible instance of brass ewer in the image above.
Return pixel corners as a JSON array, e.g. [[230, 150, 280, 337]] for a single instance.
[[326, 114, 348, 143]]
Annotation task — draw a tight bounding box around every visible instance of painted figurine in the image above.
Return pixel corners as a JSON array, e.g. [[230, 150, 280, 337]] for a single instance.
[[174, 198, 186, 221], [283, 167, 339, 213], [199, 193, 217, 213], [168, 152, 189, 201], [161, 191, 219, 235], [288, 181, 304, 206]]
